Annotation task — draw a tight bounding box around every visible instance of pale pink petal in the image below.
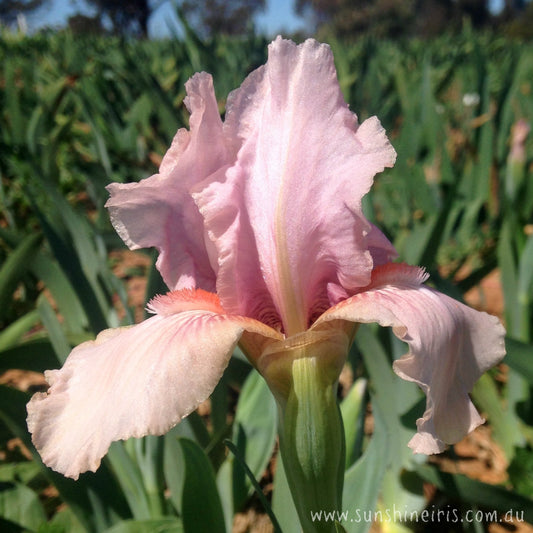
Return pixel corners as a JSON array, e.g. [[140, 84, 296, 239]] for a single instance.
[[313, 263, 506, 454], [106, 73, 231, 291], [367, 224, 398, 266], [193, 167, 283, 331], [27, 290, 281, 479], [194, 37, 396, 335]]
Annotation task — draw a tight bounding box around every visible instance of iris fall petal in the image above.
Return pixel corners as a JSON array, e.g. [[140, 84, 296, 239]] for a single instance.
[[313, 263, 506, 453], [27, 290, 280, 479]]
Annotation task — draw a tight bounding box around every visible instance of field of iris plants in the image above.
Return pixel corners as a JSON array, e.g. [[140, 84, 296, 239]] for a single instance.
[[1, 24, 533, 533]]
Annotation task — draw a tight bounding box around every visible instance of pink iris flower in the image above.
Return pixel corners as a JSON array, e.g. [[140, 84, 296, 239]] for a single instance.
[[27, 37, 506, 480]]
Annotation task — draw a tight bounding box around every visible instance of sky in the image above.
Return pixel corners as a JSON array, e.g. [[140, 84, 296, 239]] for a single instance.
[[30, 0, 306, 37], [27, 0, 509, 37]]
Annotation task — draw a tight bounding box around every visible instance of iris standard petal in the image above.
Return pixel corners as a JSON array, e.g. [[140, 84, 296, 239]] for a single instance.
[[27, 289, 281, 479], [195, 37, 396, 335], [313, 263, 506, 454], [106, 73, 231, 292]]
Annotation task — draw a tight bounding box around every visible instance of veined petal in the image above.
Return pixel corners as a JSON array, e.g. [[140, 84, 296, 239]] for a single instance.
[[313, 263, 506, 454], [106, 73, 231, 291], [27, 290, 281, 479], [195, 37, 396, 335]]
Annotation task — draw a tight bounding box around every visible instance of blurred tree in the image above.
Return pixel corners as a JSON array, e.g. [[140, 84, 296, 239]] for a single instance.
[[504, 0, 526, 13], [296, 0, 415, 38], [500, 0, 527, 20], [503, 0, 533, 37], [179, 0, 266, 38], [457, 0, 491, 26], [0, 0, 47, 27], [295, 0, 492, 38], [413, 0, 491, 36], [85, 0, 153, 37], [79, 0, 265, 38], [67, 13, 105, 35]]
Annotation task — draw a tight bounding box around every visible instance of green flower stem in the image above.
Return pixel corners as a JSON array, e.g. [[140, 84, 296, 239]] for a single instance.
[[256, 330, 350, 533], [279, 357, 345, 532]]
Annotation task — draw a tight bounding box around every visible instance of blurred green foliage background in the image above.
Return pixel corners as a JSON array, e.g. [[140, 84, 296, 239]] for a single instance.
[[0, 10, 533, 533]]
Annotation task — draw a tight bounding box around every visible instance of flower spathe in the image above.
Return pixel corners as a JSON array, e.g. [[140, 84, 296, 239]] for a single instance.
[[27, 37, 506, 481]]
